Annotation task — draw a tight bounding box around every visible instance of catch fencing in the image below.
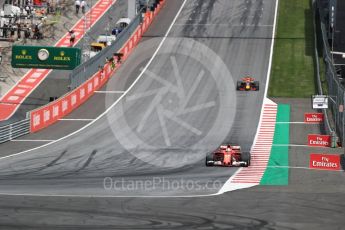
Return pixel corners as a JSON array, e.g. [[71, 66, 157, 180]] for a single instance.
[[315, 0, 345, 146], [69, 8, 144, 89]]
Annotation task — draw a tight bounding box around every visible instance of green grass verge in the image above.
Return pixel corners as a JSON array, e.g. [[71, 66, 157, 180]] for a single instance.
[[268, 0, 316, 98], [260, 104, 290, 185]]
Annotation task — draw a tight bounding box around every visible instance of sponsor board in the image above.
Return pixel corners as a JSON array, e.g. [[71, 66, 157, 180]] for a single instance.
[[11, 46, 81, 70], [304, 113, 324, 123], [312, 95, 328, 109], [309, 153, 340, 170], [307, 134, 331, 147]]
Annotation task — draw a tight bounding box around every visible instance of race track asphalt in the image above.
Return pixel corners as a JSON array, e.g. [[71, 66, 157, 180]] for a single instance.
[[0, 0, 274, 196], [3, 1, 341, 229], [1, 189, 344, 230]]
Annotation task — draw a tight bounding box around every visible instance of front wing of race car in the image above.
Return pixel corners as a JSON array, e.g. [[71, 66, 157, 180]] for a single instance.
[[205, 160, 249, 167]]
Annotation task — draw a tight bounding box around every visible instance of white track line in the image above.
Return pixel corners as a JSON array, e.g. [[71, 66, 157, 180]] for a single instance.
[[0, 0, 188, 161], [272, 144, 333, 147], [276, 121, 319, 124], [1, 165, 338, 199], [95, 91, 126, 94], [11, 140, 54, 142], [0, 192, 218, 198], [174, 23, 274, 27], [263, 0, 279, 99], [267, 165, 343, 172], [58, 119, 94, 121], [273, 144, 308, 147]]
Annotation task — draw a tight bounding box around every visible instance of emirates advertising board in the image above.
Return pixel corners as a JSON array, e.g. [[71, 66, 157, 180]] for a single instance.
[[309, 153, 340, 171], [304, 113, 324, 123], [307, 134, 331, 147]]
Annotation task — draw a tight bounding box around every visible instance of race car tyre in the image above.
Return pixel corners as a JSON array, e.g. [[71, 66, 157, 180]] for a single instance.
[[254, 81, 259, 91], [236, 81, 242, 90], [241, 152, 251, 167], [205, 154, 214, 167]]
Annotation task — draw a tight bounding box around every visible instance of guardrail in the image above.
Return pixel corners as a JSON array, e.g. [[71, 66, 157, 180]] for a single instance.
[[0, 119, 30, 143]]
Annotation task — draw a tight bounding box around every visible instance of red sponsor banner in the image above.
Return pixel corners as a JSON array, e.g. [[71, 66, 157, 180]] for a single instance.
[[310, 153, 340, 170], [30, 68, 105, 132], [30, 1, 165, 132], [304, 113, 324, 123], [307, 134, 331, 147]]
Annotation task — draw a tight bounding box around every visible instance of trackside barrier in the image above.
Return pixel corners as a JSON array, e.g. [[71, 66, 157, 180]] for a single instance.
[[0, 119, 30, 143], [312, 0, 333, 135], [316, 0, 345, 146], [30, 0, 165, 133]]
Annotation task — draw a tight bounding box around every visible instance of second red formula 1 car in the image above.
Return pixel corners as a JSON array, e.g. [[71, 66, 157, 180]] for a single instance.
[[236, 77, 259, 91], [205, 145, 251, 167]]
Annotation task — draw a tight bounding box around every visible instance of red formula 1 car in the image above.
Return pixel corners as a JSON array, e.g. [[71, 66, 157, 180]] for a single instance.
[[236, 77, 259, 91], [206, 145, 251, 167]]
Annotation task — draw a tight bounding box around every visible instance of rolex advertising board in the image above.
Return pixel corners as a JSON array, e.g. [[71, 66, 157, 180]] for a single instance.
[[11, 45, 81, 70]]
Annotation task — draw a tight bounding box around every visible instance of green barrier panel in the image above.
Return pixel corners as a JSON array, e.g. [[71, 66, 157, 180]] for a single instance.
[[260, 104, 290, 185]]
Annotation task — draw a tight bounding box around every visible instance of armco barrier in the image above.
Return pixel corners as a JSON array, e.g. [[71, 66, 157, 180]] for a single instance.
[[30, 0, 165, 133], [0, 119, 30, 143]]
